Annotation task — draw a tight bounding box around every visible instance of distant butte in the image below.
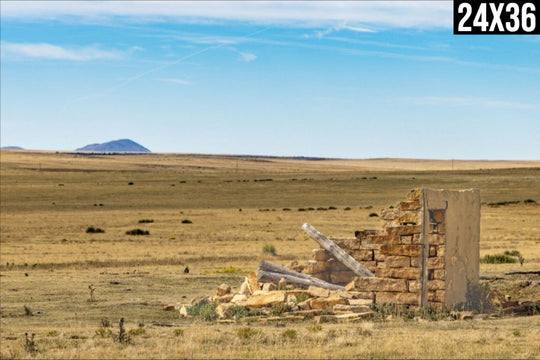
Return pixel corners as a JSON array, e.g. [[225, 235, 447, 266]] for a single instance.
[[76, 139, 151, 153]]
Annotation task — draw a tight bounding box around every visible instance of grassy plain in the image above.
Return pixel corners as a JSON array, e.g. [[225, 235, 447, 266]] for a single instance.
[[1, 151, 539, 359]]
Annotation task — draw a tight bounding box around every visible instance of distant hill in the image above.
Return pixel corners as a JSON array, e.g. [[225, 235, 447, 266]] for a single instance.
[[1, 146, 24, 150], [76, 139, 151, 153]]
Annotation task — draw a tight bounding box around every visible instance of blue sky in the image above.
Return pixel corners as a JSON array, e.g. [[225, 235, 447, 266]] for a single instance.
[[1, 1, 539, 159]]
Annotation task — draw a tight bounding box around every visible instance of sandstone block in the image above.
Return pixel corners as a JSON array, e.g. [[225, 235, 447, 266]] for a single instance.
[[245, 291, 287, 307], [427, 280, 445, 291], [239, 280, 250, 296], [308, 285, 330, 298], [385, 256, 411, 268], [437, 245, 445, 257], [386, 225, 422, 236], [427, 290, 445, 303], [216, 303, 235, 319], [429, 245, 438, 257], [349, 277, 408, 292], [214, 294, 235, 303], [312, 248, 331, 261], [333, 304, 371, 314], [399, 234, 414, 244], [429, 223, 445, 234], [297, 299, 311, 310], [376, 292, 419, 306], [429, 234, 445, 245], [348, 298, 374, 306], [231, 294, 248, 304], [407, 189, 422, 201], [305, 259, 330, 274], [408, 280, 421, 292], [309, 296, 348, 310], [310, 272, 330, 282], [410, 256, 422, 268], [433, 269, 446, 280], [278, 277, 287, 289], [334, 238, 363, 251], [397, 201, 421, 211], [381, 209, 399, 220], [375, 268, 421, 280], [262, 283, 277, 292], [246, 273, 261, 293], [396, 212, 420, 225], [163, 304, 175, 311], [374, 250, 386, 262], [412, 234, 422, 244], [354, 230, 380, 241], [217, 283, 231, 297], [330, 271, 355, 284], [178, 305, 189, 318], [351, 249, 374, 261], [380, 244, 422, 257], [328, 259, 350, 272], [427, 256, 445, 269]]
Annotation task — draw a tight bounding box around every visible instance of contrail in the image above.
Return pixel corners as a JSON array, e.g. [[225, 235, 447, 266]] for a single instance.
[[61, 27, 269, 111]]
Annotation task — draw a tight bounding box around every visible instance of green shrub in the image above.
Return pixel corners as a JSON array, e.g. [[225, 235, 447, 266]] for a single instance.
[[138, 219, 154, 223], [309, 324, 322, 332], [524, 199, 536, 204], [127, 327, 145, 336], [173, 329, 184, 337], [125, 229, 149, 235], [298, 208, 306, 211], [369, 212, 379, 217], [181, 219, 192, 224], [504, 250, 521, 257], [328, 206, 337, 210], [271, 303, 293, 316], [86, 226, 105, 234], [95, 327, 113, 338], [344, 207, 351, 211], [236, 327, 259, 339], [188, 301, 217, 322], [281, 329, 297, 340], [282, 208, 291, 211], [263, 244, 276, 256], [481, 254, 518, 264]]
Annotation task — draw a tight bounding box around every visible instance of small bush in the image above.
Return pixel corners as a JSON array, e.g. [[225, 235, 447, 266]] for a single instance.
[[86, 226, 105, 234], [181, 219, 192, 224], [317, 207, 328, 211], [481, 254, 518, 264], [307, 207, 315, 211], [24, 333, 37, 354], [188, 301, 217, 322], [173, 329, 184, 337], [204, 266, 246, 274], [328, 206, 337, 210], [138, 219, 154, 224], [524, 199, 536, 204], [298, 208, 306, 212], [344, 207, 351, 211], [365, 205, 373, 209], [95, 327, 113, 338], [263, 244, 276, 256], [281, 329, 297, 340], [309, 324, 322, 332], [282, 208, 291, 211], [369, 212, 379, 217], [128, 328, 145, 336], [271, 303, 293, 316], [504, 250, 521, 257], [237, 327, 259, 339], [293, 293, 311, 304], [125, 229, 150, 236]]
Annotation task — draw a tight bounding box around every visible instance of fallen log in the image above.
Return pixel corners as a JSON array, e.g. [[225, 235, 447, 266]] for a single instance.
[[257, 261, 344, 290], [302, 223, 374, 278]]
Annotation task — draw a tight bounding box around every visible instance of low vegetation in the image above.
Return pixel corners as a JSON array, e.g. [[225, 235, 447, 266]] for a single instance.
[[86, 226, 104, 234], [125, 228, 150, 235]]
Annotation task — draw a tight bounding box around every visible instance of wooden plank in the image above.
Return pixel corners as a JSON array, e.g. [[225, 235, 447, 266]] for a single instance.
[[257, 261, 344, 290], [302, 223, 374, 277]]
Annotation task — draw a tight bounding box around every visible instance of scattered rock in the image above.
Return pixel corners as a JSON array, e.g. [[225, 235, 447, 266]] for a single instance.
[[217, 283, 231, 297]]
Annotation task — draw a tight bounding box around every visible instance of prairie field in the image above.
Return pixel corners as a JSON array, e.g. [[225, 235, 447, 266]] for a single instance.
[[1, 150, 539, 359]]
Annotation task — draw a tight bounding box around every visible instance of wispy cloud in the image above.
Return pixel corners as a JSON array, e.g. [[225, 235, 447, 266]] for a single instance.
[[239, 52, 256, 62], [1, 2, 453, 30], [158, 78, 190, 85], [400, 96, 537, 110], [306, 23, 375, 39], [1, 41, 121, 61]]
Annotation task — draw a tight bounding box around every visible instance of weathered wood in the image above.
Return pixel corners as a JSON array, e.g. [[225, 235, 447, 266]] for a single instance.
[[302, 223, 374, 277], [257, 270, 344, 291], [257, 261, 344, 290]]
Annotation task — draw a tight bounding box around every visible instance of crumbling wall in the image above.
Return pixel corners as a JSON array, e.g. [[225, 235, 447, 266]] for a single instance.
[[300, 188, 480, 309]]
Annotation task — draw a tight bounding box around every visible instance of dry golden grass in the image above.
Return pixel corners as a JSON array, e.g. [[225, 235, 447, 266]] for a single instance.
[[1, 150, 539, 359]]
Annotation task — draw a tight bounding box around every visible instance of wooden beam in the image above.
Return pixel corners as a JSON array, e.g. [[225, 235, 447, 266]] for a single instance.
[[302, 223, 374, 277], [257, 261, 344, 290]]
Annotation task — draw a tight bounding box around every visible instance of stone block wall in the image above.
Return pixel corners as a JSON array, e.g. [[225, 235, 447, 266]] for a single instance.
[[301, 188, 480, 309]]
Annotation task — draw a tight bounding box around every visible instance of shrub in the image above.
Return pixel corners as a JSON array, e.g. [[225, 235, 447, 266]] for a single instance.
[[504, 250, 521, 257], [95, 327, 113, 338], [481, 254, 518, 264], [298, 208, 306, 211], [282, 208, 291, 211], [127, 328, 145, 336], [237, 327, 259, 339], [188, 301, 217, 322], [281, 329, 297, 340], [86, 226, 104, 234], [344, 206, 351, 211], [263, 244, 276, 256], [181, 219, 192, 224], [138, 219, 154, 224], [173, 329, 184, 337], [204, 266, 245, 274], [524, 199, 536, 203], [317, 207, 328, 211], [309, 324, 322, 332], [369, 212, 379, 217], [328, 206, 337, 210], [271, 303, 293, 316], [125, 229, 149, 236]]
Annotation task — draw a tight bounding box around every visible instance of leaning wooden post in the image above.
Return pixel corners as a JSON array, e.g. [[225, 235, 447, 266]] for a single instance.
[[302, 223, 374, 277]]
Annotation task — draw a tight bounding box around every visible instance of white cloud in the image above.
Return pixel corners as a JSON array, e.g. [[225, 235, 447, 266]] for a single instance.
[[158, 78, 190, 85], [401, 96, 536, 110], [1, 1, 453, 29], [1, 41, 121, 61], [239, 52, 257, 62]]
